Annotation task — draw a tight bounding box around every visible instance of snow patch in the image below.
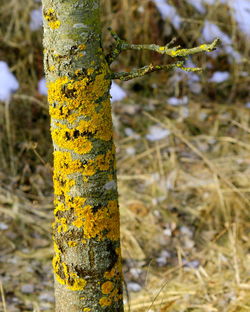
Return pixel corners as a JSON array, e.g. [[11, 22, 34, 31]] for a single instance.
[[146, 125, 170, 141], [157, 250, 171, 266], [229, 0, 250, 37], [201, 21, 242, 62], [127, 282, 142, 292], [209, 71, 230, 83], [38, 77, 48, 95], [30, 7, 43, 31], [0, 61, 19, 102], [124, 128, 140, 140], [186, 0, 205, 14], [110, 82, 127, 103], [202, 21, 231, 45], [153, 0, 181, 29], [168, 96, 189, 106], [0, 222, 8, 230], [126, 147, 136, 156]]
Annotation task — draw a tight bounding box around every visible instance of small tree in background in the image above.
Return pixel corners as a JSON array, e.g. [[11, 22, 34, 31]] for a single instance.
[[41, 0, 219, 311]]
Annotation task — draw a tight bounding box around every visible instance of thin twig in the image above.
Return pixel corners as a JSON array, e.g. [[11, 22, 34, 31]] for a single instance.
[[111, 62, 201, 81]]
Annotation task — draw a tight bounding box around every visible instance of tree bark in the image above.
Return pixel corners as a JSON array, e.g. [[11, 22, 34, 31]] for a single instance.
[[42, 1, 123, 311]]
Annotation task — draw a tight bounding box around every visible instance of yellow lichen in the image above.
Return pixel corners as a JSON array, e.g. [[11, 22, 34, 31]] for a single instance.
[[96, 150, 113, 171], [52, 149, 118, 237], [79, 44, 86, 50], [44, 8, 61, 30], [56, 217, 68, 233], [78, 200, 120, 240], [83, 308, 91, 312], [72, 218, 84, 228], [52, 246, 87, 291], [87, 68, 94, 76], [51, 125, 93, 154], [99, 296, 112, 307], [104, 256, 122, 280], [68, 241, 77, 247], [48, 70, 113, 143], [170, 50, 178, 56], [48, 20, 61, 29], [46, 8, 55, 14], [101, 281, 114, 294], [49, 65, 56, 71], [75, 69, 81, 75]]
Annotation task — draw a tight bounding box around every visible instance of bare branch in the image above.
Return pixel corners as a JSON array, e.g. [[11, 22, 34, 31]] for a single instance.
[[106, 29, 221, 63], [107, 29, 220, 80], [110, 62, 202, 81]]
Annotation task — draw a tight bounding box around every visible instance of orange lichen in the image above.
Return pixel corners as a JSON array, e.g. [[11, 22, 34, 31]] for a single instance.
[[101, 281, 114, 295], [52, 243, 87, 291], [104, 258, 122, 280], [77, 200, 120, 240], [72, 218, 84, 228], [99, 296, 112, 307], [78, 44, 86, 50], [95, 150, 113, 171]]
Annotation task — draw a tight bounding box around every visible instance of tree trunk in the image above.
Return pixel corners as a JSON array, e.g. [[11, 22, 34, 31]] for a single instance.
[[42, 1, 124, 311]]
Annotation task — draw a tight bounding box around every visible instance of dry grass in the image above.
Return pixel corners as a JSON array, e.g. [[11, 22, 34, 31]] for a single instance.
[[0, 0, 250, 311]]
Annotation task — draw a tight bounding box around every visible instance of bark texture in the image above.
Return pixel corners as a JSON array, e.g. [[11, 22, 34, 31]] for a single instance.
[[42, 1, 123, 311]]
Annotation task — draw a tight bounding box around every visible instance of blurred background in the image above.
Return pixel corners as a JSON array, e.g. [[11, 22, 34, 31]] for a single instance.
[[0, 0, 250, 311]]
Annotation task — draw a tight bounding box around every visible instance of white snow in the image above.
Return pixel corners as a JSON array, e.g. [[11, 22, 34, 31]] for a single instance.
[[38, 77, 48, 95], [153, 0, 181, 29], [124, 128, 140, 140], [209, 71, 230, 83], [168, 96, 189, 106], [201, 20, 241, 62], [127, 282, 142, 292], [156, 250, 171, 266], [30, 7, 43, 31], [146, 125, 170, 141], [110, 82, 127, 103], [126, 147, 136, 156], [187, 73, 202, 94], [203, 0, 226, 4], [130, 268, 142, 279], [186, 0, 205, 14], [0, 61, 19, 102], [224, 45, 241, 63], [0, 222, 8, 230], [229, 0, 250, 37], [180, 226, 193, 237], [202, 21, 231, 45]]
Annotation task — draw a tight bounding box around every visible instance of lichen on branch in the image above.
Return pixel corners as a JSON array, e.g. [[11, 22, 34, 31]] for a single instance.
[[107, 28, 221, 81]]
